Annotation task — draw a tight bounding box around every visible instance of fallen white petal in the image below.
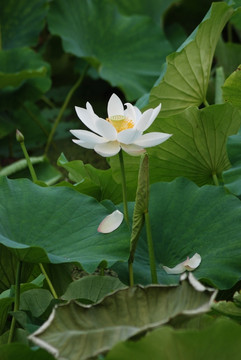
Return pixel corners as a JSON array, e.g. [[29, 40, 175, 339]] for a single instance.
[[183, 253, 201, 270], [134, 132, 172, 147], [163, 263, 186, 275], [98, 210, 124, 233], [163, 253, 201, 275], [107, 93, 124, 118], [94, 141, 121, 157]]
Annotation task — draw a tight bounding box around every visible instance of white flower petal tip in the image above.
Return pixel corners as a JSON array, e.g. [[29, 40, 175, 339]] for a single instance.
[[98, 210, 124, 234], [163, 253, 201, 275]]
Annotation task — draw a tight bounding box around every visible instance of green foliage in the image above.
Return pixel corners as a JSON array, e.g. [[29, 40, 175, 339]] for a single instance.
[[30, 276, 215, 360], [106, 318, 241, 360], [115, 177, 241, 289], [0, 177, 130, 271], [149, 2, 233, 116], [0, 48, 51, 109], [47, 0, 172, 100], [223, 64, 241, 109], [1, 0, 241, 357]]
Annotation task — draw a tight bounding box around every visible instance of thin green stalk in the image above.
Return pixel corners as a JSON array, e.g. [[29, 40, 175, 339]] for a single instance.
[[39, 263, 58, 299], [227, 22, 232, 43], [8, 261, 22, 344], [16, 131, 38, 183], [118, 150, 129, 227], [41, 95, 55, 109], [0, 25, 2, 51], [212, 172, 219, 186], [128, 261, 134, 286], [203, 99, 210, 107], [45, 67, 88, 155], [144, 211, 158, 284]]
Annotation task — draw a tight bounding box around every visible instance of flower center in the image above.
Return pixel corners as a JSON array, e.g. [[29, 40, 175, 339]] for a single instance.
[[107, 115, 134, 132]]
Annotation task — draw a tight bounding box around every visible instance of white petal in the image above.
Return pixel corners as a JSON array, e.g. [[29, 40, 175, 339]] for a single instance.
[[94, 118, 117, 140], [75, 106, 98, 133], [134, 108, 153, 132], [163, 263, 186, 275], [86, 102, 99, 120], [117, 128, 141, 144], [134, 106, 142, 120], [121, 143, 146, 156], [70, 129, 104, 142], [107, 94, 124, 118], [94, 141, 121, 157], [183, 253, 201, 270], [124, 103, 137, 123], [134, 132, 172, 148], [98, 210, 124, 233], [163, 253, 201, 275], [143, 104, 162, 131], [71, 130, 106, 149]]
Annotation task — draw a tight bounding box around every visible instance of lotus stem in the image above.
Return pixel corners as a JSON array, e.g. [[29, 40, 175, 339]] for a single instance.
[[16, 130, 38, 183], [45, 65, 88, 155], [8, 261, 22, 344], [118, 150, 129, 227], [128, 261, 134, 286], [203, 99, 210, 107], [212, 172, 219, 186], [39, 263, 58, 299], [145, 211, 158, 284]]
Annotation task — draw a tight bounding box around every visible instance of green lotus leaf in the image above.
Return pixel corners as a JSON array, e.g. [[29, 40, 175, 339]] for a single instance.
[[0, 245, 34, 293], [109, 103, 241, 193], [0, 177, 130, 272], [110, 0, 177, 25], [223, 133, 241, 196], [62, 275, 126, 303], [212, 290, 241, 324], [106, 318, 241, 360], [148, 2, 233, 117], [30, 276, 215, 360], [47, 0, 172, 100], [0, 343, 55, 360], [57, 153, 122, 204], [115, 177, 241, 289], [0, 48, 51, 109], [222, 64, 241, 110], [0, 0, 49, 50]]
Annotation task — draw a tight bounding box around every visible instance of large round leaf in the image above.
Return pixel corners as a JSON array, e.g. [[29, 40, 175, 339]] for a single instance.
[[109, 103, 241, 191], [106, 318, 241, 360], [47, 0, 172, 100], [148, 2, 233, 117], [116, 177, 241, 289], [30, 277, 215, 360], [223, 64, 241, 110], [110, 0, 177, 25], [0, 0, 49, 49], [0, 177, 129, 272], [223, 133, 241, 196]]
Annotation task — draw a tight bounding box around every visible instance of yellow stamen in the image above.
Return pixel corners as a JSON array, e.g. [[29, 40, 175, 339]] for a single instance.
[[107, 115, 134, 132]]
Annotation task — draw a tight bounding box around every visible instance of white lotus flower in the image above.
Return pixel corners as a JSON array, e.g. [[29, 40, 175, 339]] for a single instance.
[[98, 210, 124, 233], [70, 93, 172, 157], [163, 253, 201, 275]]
